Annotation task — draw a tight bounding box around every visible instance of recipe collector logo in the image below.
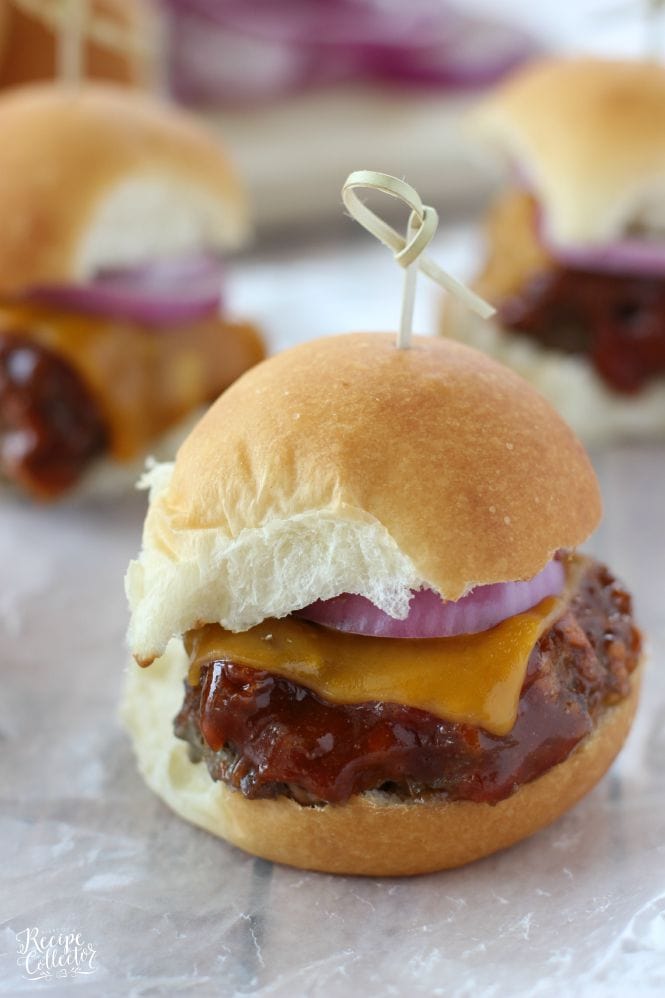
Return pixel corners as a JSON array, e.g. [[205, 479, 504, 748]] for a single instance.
[[15, 927, 97, 982]]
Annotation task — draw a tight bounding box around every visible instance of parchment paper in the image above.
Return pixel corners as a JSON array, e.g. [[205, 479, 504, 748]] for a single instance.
[[1, 230, 664, 996]]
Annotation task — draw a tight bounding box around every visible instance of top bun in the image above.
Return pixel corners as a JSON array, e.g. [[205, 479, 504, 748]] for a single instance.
[[473, 57, 665, 244], [0, 83, 248, 294], [126, 333, 601, 664]]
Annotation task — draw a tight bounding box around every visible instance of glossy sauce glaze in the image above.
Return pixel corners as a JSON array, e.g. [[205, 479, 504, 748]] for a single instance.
[[0, 303, 264, 497], [174, 561, 641, 806], [479, 191, 665, 394], [0, 333, 107, 498], [498, 267, 665, 394]]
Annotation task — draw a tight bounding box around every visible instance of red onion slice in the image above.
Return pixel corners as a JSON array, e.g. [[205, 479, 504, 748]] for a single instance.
[[165, 11, 334, 105], [536, 203, 665, 276], [162, 0, 539, 104], [543, 232, 665, 277], [27, 253, 225, 328], [165, 0, 451, 49], [367, 18, 538, 89], [296, 559, 565, 639]]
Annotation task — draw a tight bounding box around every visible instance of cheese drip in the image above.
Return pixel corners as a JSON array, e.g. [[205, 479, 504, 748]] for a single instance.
[[186, 594, 565, 737], [0, 301, 264, 460]]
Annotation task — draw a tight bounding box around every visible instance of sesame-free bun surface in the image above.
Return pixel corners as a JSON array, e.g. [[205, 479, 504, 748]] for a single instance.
[[474, 58, 665, 244], [126, 333, 601, 664], [122, 639, 641, 876], [0, 83, 248, 294]]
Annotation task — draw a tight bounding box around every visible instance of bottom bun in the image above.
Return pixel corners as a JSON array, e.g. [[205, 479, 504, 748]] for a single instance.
[[442, 298, 665, 444], [122, 638, 642, 877]]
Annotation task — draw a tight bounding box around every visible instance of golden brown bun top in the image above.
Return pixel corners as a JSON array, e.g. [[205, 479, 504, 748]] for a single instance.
[[474, 57, 665, 244], [171, 332, 600, 586], [0, 83, 248, 293], [126, 333, 601, 661]]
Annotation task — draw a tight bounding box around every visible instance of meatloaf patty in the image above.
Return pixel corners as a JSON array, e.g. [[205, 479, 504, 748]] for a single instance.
[[174, 558, 641, 806], [0, 333, 107, 498]]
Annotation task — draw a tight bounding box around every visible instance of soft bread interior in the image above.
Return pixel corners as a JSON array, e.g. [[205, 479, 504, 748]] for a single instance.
[[126, 461, 424, 659], [76, 175, 245, 276], [0, 84, 248, 293], [121, 639, 642, 876]]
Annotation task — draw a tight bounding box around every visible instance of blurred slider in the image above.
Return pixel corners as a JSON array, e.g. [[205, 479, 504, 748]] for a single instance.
[[442, 57, 665, 442], [158, 0, 541, 230], [0, 84, 264, 500]]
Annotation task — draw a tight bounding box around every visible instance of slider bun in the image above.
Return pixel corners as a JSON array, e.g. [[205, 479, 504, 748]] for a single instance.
[[0, 83, 248, 294], [474, 58, 665, 244], [126, 333, 601, 664], [442, 299, 665, 442], [122, 639, 642, 876]]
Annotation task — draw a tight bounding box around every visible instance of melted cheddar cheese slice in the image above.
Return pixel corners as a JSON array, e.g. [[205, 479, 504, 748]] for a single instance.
[[187, 594, 565, 736]]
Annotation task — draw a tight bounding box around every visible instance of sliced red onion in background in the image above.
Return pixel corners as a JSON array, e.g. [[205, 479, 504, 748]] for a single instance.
[[367, 18, 537, 88], [164, 11, 338, 106], [165, 0, 452, 50], [296, 559, 565, 639], [161, 0, 539, 106], [542, 231, 665, 278], [27, 253, 225, 327], [534, 202, 665, 277]]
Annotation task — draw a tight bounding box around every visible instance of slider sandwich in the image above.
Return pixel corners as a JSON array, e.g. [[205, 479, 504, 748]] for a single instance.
[[0, 84, 264, 499], [443, 58, 665, 441], [124, 332, 642, 876]]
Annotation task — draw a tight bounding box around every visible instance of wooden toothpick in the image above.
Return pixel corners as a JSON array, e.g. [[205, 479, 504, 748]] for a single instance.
[[342, 171, 494, 349], [57, 0, 86, 86], [11, 0, 156, 89]]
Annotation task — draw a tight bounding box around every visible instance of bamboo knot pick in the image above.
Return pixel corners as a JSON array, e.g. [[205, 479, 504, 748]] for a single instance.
[[342, 170, 494, 349]]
